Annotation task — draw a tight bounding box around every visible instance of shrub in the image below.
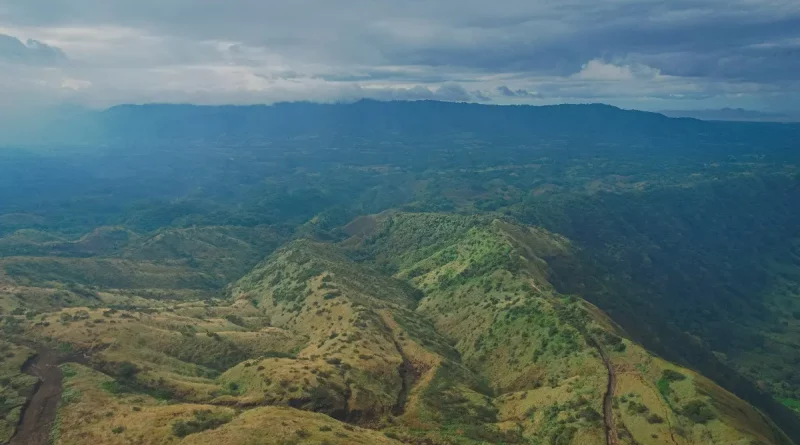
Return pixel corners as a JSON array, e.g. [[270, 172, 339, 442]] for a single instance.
[[681, 400, 715, 424], [73, 310, 91, 320], [646, 413, 665, 424], [1, 317, 22, 335], [323, 290, 341, 300], [117, 362, 138, 381], [101, 380, 127, 394], [657, 378, 671, 398], [225, 315, 246, 327], [111, 426, 126, 434], [661, 369, 687, 382], [626, 401, 649, 415], [576, 406, 602, 422], [61, 364, 78, 378], [172, 410, 232, 438]]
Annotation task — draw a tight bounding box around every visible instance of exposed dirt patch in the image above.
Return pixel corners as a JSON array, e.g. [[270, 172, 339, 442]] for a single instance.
[[9, 349, 62, 445], [9, 347, 89, 445]]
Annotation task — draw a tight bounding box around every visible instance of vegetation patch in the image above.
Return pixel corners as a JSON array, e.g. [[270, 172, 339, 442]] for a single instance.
[[172, 409, 233, 438]]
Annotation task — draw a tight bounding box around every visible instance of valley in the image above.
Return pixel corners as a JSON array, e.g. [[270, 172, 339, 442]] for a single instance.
[[0, 101, 799, 444]]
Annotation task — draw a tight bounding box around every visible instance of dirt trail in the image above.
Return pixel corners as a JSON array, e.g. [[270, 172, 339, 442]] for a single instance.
[[9, 347, 90, 445], [601, 349, 619, 445], [379, 311, 416, 417], [589, 337, 619, 445], [9, 350, 63, 445]]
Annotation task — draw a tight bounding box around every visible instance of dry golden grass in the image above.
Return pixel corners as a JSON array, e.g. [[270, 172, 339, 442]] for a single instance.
[[611, 335, 788, 445], [55, 363, 231, 445], [187, 406, 403, 445], [54, 364, 404, 445], [378, 310, 443, 429], [218, 357, 346, 407], [5, 213, 792, 445]]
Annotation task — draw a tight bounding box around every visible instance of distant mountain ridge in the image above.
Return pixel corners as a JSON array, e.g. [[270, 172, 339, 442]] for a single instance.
[[660, 108, 799, 122], [5, 100, 800, 150], [96, 100, 684, 141]]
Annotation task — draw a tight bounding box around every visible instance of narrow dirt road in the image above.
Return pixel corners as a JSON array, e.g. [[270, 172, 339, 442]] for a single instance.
[[588, 336, 619, 445], [9, 350, 63, 445], [600, 348, 619, 445]]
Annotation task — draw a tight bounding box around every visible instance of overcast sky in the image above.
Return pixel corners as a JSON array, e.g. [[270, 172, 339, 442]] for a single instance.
[[1, 0, 799, 111]]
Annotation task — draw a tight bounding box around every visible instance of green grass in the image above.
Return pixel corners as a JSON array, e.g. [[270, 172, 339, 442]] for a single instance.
[[779, 398, 800, 412], [172, 409, 233, 438], [657, 378, 671, 398], [5, 209, 800, 444], [49, 406, 63, 444]]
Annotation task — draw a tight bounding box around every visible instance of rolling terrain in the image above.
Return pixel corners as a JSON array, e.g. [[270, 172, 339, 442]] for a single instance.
[[2, 214, 793, 445], [1, 101, 799, 444]]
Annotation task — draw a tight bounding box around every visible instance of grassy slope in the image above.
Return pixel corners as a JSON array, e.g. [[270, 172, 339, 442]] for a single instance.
[[54, 363, 402, 445], [0, 213, 794, 445], [229, 240, 493, 431], [0, 341, 37, 443], [0, 224, 284, 294], [343, 212, 793, 445]]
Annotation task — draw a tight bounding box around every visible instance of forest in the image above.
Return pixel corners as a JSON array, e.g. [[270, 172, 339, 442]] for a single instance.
[[1, 101, 799, 445]]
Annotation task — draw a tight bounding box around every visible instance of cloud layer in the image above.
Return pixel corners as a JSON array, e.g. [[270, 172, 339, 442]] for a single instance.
[[0, 0, 798, 111], [0, 33, 65, 64]]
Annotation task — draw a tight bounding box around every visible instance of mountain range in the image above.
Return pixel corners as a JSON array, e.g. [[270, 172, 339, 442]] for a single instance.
[[1, 100, 799, 445]]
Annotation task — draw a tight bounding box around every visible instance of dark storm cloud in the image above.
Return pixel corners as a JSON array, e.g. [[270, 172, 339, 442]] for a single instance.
[[0, 0, 798, 109], [0, 33, 66, 64], [383, 7, 800, 83]]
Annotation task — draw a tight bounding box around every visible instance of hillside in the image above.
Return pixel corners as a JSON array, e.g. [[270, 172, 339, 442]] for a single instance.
[[1, 214, 792, 445], [1, 101, 799, 444], [343, 212, 794, 444]]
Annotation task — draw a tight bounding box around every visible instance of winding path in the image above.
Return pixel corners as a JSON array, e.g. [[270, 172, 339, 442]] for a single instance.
[[589, 336, 619, 445], [9, 346, 89, 445], [600, 348, 619, 445], [9, 350, 63, 445]]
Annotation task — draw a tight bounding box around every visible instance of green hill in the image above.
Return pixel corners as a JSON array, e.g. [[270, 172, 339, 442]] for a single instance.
[[2, 101, 800, 444], [2, 215, 791, 444]]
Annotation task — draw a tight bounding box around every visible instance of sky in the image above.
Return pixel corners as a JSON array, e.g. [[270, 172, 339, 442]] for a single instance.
[[1, 0, 799, 112]]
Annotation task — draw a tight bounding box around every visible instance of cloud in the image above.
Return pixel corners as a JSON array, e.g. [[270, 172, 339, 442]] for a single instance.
[[0, 0, 798, 111], [571, 59, 666, 82], [0, 33, 66, 64], [356, 83, 477, 102], [573, 60, 636, 81], [61, 77, 91, 91], [472, 90, 492, 102], [496, 86, 541, 98]]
